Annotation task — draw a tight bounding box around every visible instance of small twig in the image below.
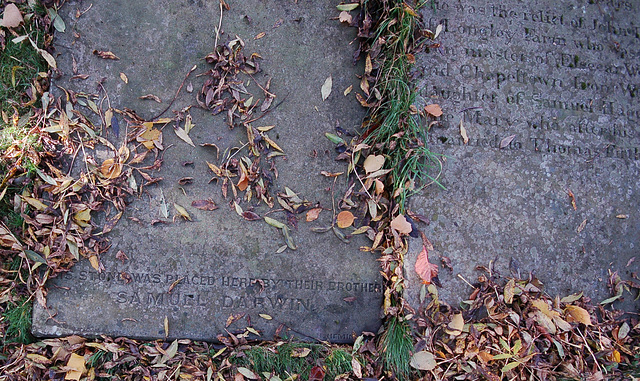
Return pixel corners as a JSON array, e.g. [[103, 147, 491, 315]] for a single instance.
[[151, 65, 197, 120], [245, 92, 289, 124], [577, 327, 605, 374], [457, 274, 476, 289], [214, 0, 223, 48], [248, 74, 276, 98], [351, 151, 373, 199]]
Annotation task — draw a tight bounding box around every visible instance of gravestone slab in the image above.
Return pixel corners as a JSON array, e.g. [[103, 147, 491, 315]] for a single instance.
[[406, 0, 639, 311], [32, 0, 382, 342]]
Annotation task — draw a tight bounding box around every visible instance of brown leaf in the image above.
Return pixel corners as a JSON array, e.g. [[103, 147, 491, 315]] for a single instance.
[[242, 211, 261, 221], [414, 245, 438, 284], [309, 366, 325, 381], [254, 32, 266, 40], [565, 305, 592, 326], [424, 104, 442, 117], [191, 199, 218, 211], [306, 207, 322, 222], [92, 50, 120, 60], [225, 313, 245, 327], [390, 214, 412, 234], [336, 210, 355, 228], [100, 159, 122, 179], [139, 94, 162, 103]]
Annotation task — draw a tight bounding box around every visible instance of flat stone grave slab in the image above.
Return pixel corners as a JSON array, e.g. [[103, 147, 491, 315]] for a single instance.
[[406, 0, 639, 311], [32, 0, 382, 343]]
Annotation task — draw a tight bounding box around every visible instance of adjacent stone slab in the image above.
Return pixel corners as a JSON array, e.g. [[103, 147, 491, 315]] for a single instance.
[[406, 0, 639, 311], [32, 0, 382, 342]]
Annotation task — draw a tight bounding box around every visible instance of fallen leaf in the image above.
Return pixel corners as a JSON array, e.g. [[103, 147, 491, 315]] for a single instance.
[[191, 199, 218, 211], [321, 75, 332, 101], [93, 50, 119, 60], [424, 104, 443, 117], [309, 366, 325, 381], [254, 32, 266, 40], [174, 203, 192, 221], [88, 255, 102, 272], [29, 38, 57, 69], [73, 209, 91, 227], [564, 305, 592, 326], [616, 214, 628, 219], [447, 313, 464, 336], [64, 353, 86, 381], [174, 127, 195, 147], [336, 210, 355, 228], [237, 367, 258, 380], [119, 72, 128, 83], [352, 358, 363, 377], [336, 3, 359, 11], [460, 119, 469, 144], [259, 314, 272, 320], [409, 351, 437, 371], [139, 94, 162, 103], [242, 211, 261, 221], [1, 4, 23, 28], [577, 218, 587, 233], [499, 134, 516, 149], [306, 207, 322, 222], [100, 159, 122, 179], [363, 154, 385, 174], [226, 313, 245, 327], [339, 11, 352, 23], [291, 348, 311, 358], [415, 245, 438, 284], [560, 292, 583, 304], [343, 85, 353, 96], [390, 214, 412, 234]]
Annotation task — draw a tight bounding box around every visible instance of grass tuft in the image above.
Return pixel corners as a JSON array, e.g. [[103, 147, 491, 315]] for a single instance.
[[360, 0, 442, 211], [230, 342, 354, 380], [1, 298, 34, 345], [379, 316, 413, 380]]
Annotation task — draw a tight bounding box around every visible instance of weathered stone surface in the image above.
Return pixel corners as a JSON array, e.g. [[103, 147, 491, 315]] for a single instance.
[[32, 0, 382, 343], [406, 0, 639, 311]]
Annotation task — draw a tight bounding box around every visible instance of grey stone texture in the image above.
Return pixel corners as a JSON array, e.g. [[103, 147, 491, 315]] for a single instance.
[[32, 0, 382, 342], [406, 0, 639, 312]]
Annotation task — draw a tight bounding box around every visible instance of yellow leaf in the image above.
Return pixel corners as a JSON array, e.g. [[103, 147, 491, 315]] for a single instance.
[[64, 353, 86, 381], [291, 347, 311, 358], [343, 85, 353, 96], [119, 72, 128, 83], [263, 134, 284, 152], [564, 305, 592, 326], [532, 299, 560, 318], [73, 209, 91, 227], [259, 314, 272, 320], [174, 203, 192, 221], [336, 210, 355, 228], [88, 255, 101, 272], [21, 196, 47, 211]]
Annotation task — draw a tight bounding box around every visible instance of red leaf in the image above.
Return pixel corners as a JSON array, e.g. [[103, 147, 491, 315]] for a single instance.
[[415, 245, 438, 284], [309, 366, 325, 381]]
